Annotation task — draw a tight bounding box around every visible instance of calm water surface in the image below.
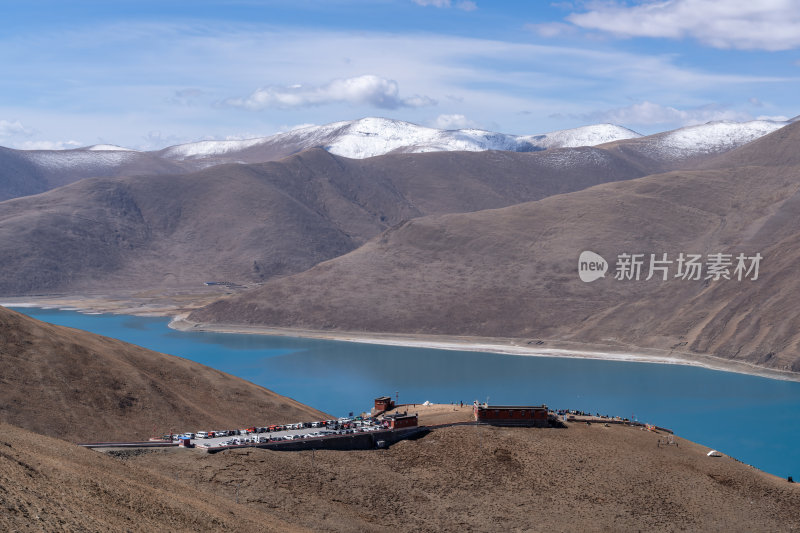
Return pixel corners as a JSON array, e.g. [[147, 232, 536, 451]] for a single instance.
[[15, 307, 800, 478]]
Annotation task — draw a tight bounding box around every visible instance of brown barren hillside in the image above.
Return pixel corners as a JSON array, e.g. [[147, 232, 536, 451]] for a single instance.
[[0, 306, 327, 442], [0, 145, 188, 201], [0, 145, 658, 296], [190, 121, 800, 373], [127, 422, 800, 532], [0, 423, 305, 532]]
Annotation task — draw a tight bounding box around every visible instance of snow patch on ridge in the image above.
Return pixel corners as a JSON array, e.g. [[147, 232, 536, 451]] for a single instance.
[[6, 118, 791, 176], [323, 118, 527, 158], [159, 118, 644, 161], [519, 124, 640, 150], [84, 144, 138, 152], [650, 120, 790, 159], [22, 150, 139, 170], [536, 147, 616, 169], [160, 138, 271, 159]]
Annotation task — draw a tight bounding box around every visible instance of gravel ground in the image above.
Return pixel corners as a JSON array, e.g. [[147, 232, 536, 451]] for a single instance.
[[126, 422, 800, 532]]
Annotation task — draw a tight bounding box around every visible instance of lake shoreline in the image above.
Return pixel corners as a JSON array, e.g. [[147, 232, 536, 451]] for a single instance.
[[10, 300, 800, 479], [4, 295, 798, 383], [169, 316, 800, 383]]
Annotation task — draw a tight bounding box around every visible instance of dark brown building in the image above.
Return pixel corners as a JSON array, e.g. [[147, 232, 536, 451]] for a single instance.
[[382, 412, 418, 429], [374, 396, 395, 412], [473, 405, 550, 427]]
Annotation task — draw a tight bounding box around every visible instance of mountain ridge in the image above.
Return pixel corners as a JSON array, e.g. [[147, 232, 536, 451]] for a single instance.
[[187, 120, 800, 373], [0, 145, 656, 296], [1, 117, 789, 201]]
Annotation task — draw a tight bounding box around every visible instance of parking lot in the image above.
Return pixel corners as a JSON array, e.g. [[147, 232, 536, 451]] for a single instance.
[[169, 417, 386, 449]]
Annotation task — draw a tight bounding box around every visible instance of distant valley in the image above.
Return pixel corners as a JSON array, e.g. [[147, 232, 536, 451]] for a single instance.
[[189, 121, 800, 374], [0, 142, 655, 295], [2, 116, 800, 374]]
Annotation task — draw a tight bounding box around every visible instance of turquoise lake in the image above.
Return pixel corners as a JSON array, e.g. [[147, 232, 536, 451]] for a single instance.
[[14, 306, 800, 479]]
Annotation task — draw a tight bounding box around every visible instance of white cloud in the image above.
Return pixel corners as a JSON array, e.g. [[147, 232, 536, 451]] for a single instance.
[[412, 0, 477, 10], [141, 130, 188, 150], [432, 113, 476, 129], [413, 0, 450, 6], [16, 140, 82, 150], [585, 101, 753, 127], [756, 114, 790, 121], [225, 74, 437, 110], [567, 0, 800, 51], [166, 88, 207, 106], [0, 119, 33, 138], [525, 22, 577, 38], [0, 22, 794, 144]]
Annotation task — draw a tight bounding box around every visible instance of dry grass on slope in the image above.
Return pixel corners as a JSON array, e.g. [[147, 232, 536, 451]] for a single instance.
[[0, 423, 306, 533], [128, 423, 800, 533], [0, 306, 328, 442]]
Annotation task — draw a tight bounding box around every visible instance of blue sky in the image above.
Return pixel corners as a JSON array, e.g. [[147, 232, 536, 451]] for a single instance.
[[1, 0, 798, 150]]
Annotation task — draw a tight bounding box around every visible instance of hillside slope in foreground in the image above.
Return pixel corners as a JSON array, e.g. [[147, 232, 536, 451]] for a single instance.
[[127, 417, 800, 532], [0, 304, 797, 531], [6, 411, 798, 531], [0, 423, 305, 532], [0, 306, 327, 442]]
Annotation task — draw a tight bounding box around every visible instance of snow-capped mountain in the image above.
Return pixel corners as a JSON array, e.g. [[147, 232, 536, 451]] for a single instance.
[[21, 149, 142, 170], [159, 117, 642, 163], [518, 123, 641, 150], [609, 119, 792, 161], [84, 144, 138, 152], [156, 117, 789, 168], [0, 116, 793, 202]]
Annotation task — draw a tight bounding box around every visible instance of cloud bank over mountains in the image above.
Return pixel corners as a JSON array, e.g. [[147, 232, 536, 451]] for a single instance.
[[0, 2, 796, 150], [567, 0, 800, 51], [225, 75, 437, 110]]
